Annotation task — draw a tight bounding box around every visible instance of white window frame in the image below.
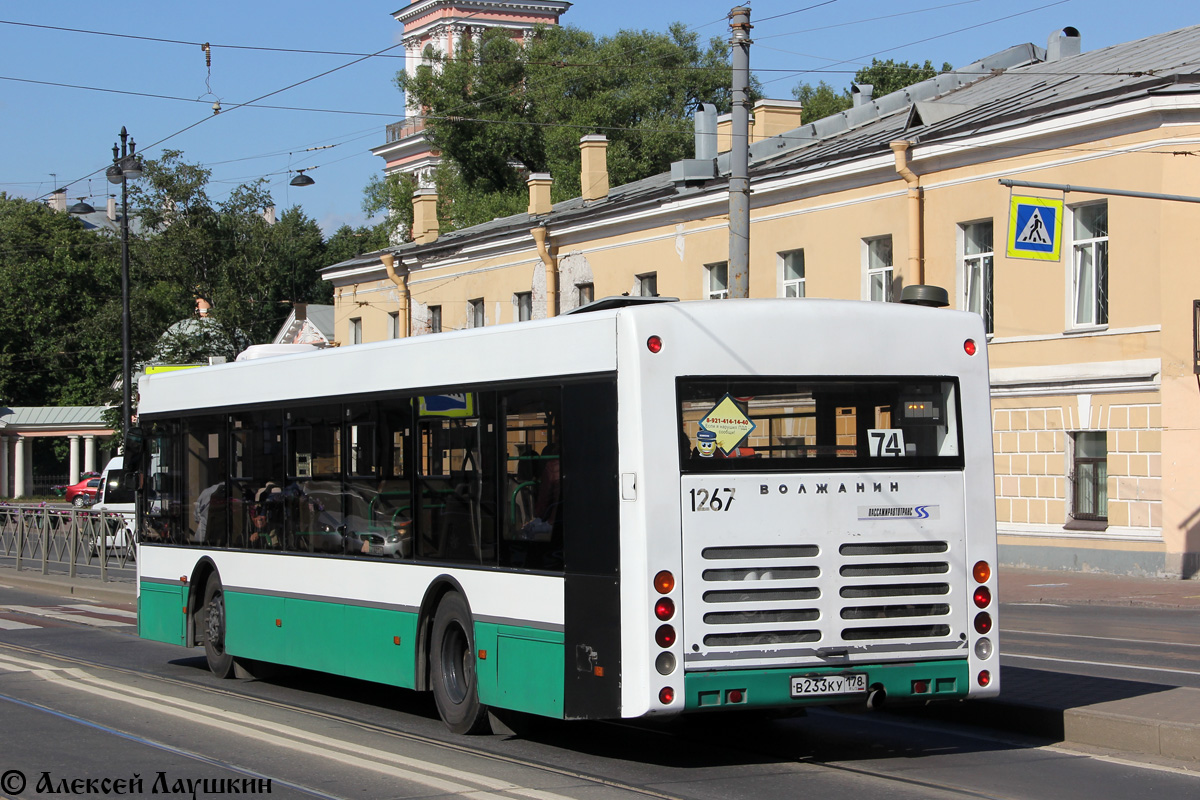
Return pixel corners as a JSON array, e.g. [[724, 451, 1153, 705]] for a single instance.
[[863, 236, 893, 302], [468, 298, 485, 329], [388, 311, 401, 339], [515, 291, 532, 322], [576, 283, 594, 307], [349, 317, 363, 345], [958, 220, 994, 335], [778, 249, 805, 298], [705, 261, 729, 300], [1068, 201, 1109, 330], [429, 305, 442, 334]]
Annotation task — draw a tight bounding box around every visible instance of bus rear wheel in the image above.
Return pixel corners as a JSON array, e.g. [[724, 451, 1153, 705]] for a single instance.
[[430, 592, 491, 734], [201, 574, 236, 679]]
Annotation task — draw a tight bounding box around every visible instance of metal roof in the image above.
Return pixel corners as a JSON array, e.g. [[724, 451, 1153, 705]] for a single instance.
[[324, 23, 1200, 274], [0, 406, 110, 429]]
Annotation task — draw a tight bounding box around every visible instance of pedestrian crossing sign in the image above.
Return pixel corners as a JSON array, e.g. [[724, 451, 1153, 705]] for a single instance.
[[1007, 195, 1063, 261]]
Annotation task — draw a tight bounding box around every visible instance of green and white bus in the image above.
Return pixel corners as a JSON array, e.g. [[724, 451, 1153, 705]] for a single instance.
[[135, 296, 999, 733]]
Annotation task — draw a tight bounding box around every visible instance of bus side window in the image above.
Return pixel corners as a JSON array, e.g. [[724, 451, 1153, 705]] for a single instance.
[[500, 387, 562, 570]]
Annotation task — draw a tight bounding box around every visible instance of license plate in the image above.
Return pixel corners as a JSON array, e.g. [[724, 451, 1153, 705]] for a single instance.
[[790, 673, 867, 697]]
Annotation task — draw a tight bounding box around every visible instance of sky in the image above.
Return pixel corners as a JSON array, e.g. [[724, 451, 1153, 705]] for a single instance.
[[1, 1, 1196, 236]]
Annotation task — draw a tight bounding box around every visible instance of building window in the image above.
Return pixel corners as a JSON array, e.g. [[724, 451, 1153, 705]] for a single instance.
[[468, 298, 484, 329], [962, 221, 994, 334], [388, 311, 400, 339], [349, 317, 362, 345], [515, 292, 532, 322], [706, 261, 729, 299], [576, 283, 594, 306], [865, 236, 893, 302], [429, 305, 442, 334], [1071, 431, 1108, 523], [780, 250, 805, 298], [1072, 202, 1108, 327], [637, 272, 658, 297]]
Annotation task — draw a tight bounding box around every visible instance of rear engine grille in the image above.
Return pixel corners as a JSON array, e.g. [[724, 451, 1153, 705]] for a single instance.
[[694, 539, 954, 658]]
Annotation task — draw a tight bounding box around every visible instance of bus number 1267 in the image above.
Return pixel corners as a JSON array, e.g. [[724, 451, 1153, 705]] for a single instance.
[[689, 487, 736, 512]]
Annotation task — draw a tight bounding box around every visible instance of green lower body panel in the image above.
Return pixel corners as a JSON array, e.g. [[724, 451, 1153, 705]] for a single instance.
[[223, 591, 418, 689], [684, 659, 969, 711], [475, 622, 565, 719], [138, 582, 188, 645]]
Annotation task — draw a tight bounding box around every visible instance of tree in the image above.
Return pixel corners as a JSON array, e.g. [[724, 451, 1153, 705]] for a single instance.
[[130, 151, 334, 359], [0, 193, 123, 407], [791, 58, 952, 123], [390, 23, 752, 230]]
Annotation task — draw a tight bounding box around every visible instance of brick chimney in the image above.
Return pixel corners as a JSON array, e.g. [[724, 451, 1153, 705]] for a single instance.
[[412, 188, 439, 244], [580, 135, 609, 201], [527, 172, 553, 215]]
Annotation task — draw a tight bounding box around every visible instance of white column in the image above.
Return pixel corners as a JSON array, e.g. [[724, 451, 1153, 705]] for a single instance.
[[13, 435, 26, 499], [0, 436, 9, 498], [69, 434, 81, 484], [84, 435, 97, 473], [23, 437, 33, 496]]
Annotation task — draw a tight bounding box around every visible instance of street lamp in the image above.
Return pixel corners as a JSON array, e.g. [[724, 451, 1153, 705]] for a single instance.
[[104, 127, 142, 444]]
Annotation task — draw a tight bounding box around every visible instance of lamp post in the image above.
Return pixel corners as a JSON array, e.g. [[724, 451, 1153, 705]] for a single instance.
[[106, 127, 143, 443]]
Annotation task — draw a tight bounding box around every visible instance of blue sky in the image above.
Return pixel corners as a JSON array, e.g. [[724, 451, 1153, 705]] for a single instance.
[[1, 1, 1195, 235]]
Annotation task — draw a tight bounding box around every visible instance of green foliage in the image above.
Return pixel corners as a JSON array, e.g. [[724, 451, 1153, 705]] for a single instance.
[[129, 151, 334, 360], [0, 152, 352, 419], [791, 58, 952, 123], [392, 23, 752, 230], [0, 193, 122, 407]]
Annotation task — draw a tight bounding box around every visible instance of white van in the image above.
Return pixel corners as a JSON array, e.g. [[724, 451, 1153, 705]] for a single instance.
[[92, 456, 136, 550]]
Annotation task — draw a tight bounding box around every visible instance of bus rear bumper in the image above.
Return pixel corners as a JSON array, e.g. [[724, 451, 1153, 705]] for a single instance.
[[683, 659, 973, 712]]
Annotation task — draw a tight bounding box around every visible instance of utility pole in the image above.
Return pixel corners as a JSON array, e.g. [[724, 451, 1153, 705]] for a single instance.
[[728, 6, 752, 298]]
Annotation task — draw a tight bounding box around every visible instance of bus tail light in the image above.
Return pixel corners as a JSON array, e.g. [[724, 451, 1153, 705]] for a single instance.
[[974, 612, 992, 634], [977, 670, 991, 687], [655, 597, 675, 621], [655, 652, 676, 675], [974, 637, 993, 660], [655, 625, 676, 648], [659, 686, 675, 704], [972, 561, 991, 583], [964, 339, 977, 356], [973, 586, 992, 608], [654, 570, 675, 593], [647, 335, 663, 353]]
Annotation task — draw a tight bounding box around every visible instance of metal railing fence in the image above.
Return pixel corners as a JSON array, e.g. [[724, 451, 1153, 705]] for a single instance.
[[0, 504, 136, 580]]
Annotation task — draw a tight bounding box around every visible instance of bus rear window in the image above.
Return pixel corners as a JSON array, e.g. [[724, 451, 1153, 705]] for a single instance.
[[678, 378, 962, 472]]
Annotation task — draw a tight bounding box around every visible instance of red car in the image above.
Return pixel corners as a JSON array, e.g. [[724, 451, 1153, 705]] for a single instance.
[[64, 474, 102, 507]]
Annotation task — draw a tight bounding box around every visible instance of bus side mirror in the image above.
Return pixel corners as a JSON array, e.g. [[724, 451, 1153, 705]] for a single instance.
[[124, 426, 145, 465]]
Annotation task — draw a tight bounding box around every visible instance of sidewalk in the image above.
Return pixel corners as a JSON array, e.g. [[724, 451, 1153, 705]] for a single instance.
[[2, 564, 1199, 762], [1000, 566, 1200, 609]]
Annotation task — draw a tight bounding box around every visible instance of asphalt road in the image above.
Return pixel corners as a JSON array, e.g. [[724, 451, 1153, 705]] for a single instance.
[[1, 583, 1199, 800], [999, 602, 1200, 688]]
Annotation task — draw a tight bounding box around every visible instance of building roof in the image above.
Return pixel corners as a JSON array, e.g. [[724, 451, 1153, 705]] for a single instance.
[[326, 22, 1200, 276], [0, 406, 110, 430], [273, 304, 335, 345]]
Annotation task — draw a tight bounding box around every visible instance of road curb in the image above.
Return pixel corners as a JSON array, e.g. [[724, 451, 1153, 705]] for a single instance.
[[0, 569, 135, 605], [905, 693, 1200, 763]]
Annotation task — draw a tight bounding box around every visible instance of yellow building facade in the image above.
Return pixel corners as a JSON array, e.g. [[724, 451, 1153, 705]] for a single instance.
[[325, 25, 1200, 577]]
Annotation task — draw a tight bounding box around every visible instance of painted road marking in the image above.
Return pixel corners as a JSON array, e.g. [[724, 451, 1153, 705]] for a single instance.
[[1005, 628, 1200, 649], [1, 605, 133, 628], [0, 652, 582, 800]]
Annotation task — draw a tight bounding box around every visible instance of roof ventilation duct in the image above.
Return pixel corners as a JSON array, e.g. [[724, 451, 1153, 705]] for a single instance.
[[1047, 27, 1081, 61]]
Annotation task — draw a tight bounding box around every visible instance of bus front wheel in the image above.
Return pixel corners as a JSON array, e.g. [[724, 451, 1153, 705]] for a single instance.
[[430, 592, 491, 734], [201, 574, 236, 679]]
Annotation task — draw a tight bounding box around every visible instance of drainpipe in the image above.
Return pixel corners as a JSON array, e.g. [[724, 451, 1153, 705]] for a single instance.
[[531, 225, 557, 318], [889, 140, 924, 286], [380, 252, 409, 337]]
